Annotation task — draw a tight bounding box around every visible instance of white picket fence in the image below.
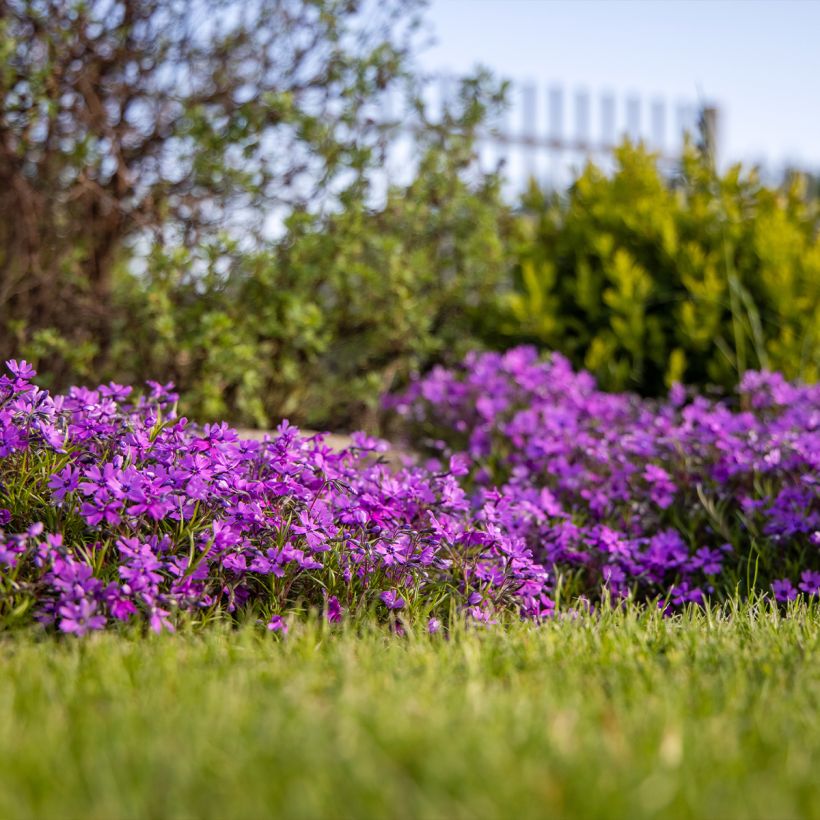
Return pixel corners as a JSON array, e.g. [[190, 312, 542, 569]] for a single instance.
[[381, 76, 720, 191]]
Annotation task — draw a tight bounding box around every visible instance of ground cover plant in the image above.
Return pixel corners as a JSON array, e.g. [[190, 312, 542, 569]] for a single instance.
[[393, 346, 820, 604], [1, 346, 819, 636], [2, 353, 819, 820], [1, 604, 819, 820], [0, 359, 550, 636]]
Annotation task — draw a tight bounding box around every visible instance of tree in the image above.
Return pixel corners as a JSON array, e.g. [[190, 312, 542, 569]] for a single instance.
[[0, 0, 422, 369]]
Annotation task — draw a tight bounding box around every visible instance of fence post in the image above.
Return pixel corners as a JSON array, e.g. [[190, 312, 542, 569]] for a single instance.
[[651, 99, 665, 153], [575, 89, 590, 151], [522, 83, 537, 180], [701, 105, 720, 167], [600, 92, 616, 151]]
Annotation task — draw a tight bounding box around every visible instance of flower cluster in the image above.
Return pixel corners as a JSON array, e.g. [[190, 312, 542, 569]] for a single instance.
[[0, 361, 550, 635], [393, 348, 820, 604], [2, 348, 818, 636]]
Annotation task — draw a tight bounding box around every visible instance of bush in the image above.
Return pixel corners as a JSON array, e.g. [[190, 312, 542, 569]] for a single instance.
[[0, 359, 549, 635], [0, 0, 422, 365], [100, 84, 513, 432], [496, 142, 820, 395], [393, 347, 820, 603]]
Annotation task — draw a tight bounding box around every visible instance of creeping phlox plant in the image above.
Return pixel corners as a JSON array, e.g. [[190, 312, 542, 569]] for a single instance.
[[0, 361, 550, 636], [392, 347, 820, 605]]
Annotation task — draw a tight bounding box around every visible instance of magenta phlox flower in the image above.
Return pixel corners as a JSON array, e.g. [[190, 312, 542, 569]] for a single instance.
[[146, 380, 178, 405], [771, 579, 797, 602], [148, 606, 175, 634], [687, 547, 725, 576], [326, 595, 343, 623], [0, 531, 28, 568], [223, 551, 250, 574], [466, 605, 497, 625], [642, 464, 677, 509], [168, 554, 210, 582], [98, 382, 133, 402], [80, 463, 124, 498], [669, 582, 704, 607], [49, 466, 81, 502], [0, 423, 27, 457], [126, 486, 174, 521], [36, 421, 67, 452], [267, 615, 288, 633], [4, 360, 36, 392], [475, 561, 506, 586], [117, 538, 164, 592], [601, 563, 627, 592], [273, 543, 322, 571], [58, 599, 106, 635], [80, 494, 124, 527], [49, 556, 102, 598], [184, 475, 211, 501], [291, 509, 330, 552], [380, 590, 405, 610], [798, 571, 820, 596]]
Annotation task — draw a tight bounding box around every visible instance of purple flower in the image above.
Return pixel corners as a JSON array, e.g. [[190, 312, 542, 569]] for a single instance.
[[5, 343, 820, 634], [380, 590, 405, 610], [267, 615, 288, 634], [110, 598, 138, 621], [48, 467, 80, 502], [642, 464, 676, 509], [5, 359, 36, 381], [326, 595, 343, 623], [689, 547, 724, 576], [669, 582, 704, 607], [80, 496, 123, 527], [148, 607, 174, 634], [58, 599, 106, 636], [798, 571, 820, 596], [771, 579, 797, 602]]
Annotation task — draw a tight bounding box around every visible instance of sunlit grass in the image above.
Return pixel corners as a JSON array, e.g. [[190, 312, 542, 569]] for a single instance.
[[1, 600, 819, 820]]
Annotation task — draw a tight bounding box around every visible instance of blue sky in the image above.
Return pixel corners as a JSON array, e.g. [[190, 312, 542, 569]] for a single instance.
[[418, 0, 820, 173]]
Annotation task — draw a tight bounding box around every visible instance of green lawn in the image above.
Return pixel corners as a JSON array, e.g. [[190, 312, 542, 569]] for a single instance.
[[2, 603, 819, 820]]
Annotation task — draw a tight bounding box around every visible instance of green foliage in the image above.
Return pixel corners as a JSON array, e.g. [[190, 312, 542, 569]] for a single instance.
[[2, 604, 820, 820], [1, 0, 424, 367], [100, 75, 513, 430], [498, 142, 820, 395]]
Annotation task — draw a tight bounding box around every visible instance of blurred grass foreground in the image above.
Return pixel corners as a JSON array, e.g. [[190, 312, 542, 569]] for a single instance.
[[2, 602, 820, 820]]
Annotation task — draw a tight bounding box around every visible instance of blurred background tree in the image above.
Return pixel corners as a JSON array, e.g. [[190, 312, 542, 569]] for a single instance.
[[0, 0, 424, 381]]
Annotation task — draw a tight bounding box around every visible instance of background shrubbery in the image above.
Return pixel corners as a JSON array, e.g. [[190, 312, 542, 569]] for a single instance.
[[103, 91, 513, 431], [2, 1, 819, 432], [17, 140, 820, 432], [499, 143, 820, 396]]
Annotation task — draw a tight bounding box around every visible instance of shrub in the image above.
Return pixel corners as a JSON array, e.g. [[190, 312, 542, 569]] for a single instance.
[[101, 81, 513, 431], [0, 359, 549, 635], [497, 142, 820, 395], [393, 347, 820, 603]]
